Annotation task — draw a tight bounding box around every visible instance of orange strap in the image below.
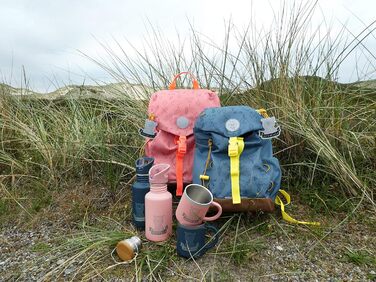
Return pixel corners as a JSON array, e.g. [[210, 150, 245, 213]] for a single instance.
[[168, 72, 200, 90], [175, 136, 187, 196]]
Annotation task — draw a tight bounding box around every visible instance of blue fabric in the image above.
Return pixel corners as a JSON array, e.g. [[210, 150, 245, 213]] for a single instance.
[[176, 223, 219, 258], [193, 106, 281, 201]]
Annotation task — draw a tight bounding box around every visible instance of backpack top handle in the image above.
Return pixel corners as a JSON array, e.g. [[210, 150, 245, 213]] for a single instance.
[[168, 72, 200, 90]]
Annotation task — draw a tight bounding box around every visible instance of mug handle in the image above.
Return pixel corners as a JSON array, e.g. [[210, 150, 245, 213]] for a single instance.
[[203, 201, 222, 222], [204, 224, 219, 251]]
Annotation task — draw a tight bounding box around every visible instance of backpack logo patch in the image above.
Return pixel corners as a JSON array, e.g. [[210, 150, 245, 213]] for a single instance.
[[176, 116, 189, 129], [225, 119, 240, 132]]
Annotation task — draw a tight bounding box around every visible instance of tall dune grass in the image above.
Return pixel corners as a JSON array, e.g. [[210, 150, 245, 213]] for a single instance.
[[86, 1, 375, 203], [1, 1, 375, 280], [0, 1, 374, 216]]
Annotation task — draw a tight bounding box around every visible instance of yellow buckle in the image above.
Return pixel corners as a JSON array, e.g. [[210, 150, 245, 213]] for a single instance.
[[228, 140, 239, 157], [200, 175, 210, 180]]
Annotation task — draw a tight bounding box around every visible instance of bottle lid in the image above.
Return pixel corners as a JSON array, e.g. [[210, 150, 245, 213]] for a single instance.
[[135, 157, 154, 174], [116, 236, 142, 261], [116, 241, 134, 261], [149, 164, 170, 185]]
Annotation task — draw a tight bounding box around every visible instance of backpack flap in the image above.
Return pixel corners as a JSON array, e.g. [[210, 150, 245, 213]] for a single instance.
[[148, 89, 219, 137], [194, 106, 263, 138]]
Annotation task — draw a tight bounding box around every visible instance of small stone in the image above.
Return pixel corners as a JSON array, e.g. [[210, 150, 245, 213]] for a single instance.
[[57, 259, 64, 265], [64, 268, 74, 275], [276, 245, 284, 251]]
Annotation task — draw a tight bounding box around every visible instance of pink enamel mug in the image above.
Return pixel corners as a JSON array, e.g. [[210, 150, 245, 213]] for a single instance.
[[176, 184, 222, 226]]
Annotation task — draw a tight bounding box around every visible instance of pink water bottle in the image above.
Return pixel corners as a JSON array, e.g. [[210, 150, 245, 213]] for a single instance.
[[145, 164, 172, 242]]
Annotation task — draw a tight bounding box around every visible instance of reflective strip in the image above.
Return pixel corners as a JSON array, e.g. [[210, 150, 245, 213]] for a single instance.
[[228, 137, 244, 204], [275, 189, 320, 226]]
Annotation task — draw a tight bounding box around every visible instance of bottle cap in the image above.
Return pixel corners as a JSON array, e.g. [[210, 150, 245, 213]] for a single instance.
[[149, 164, 170, 185], [116, 236, 142, 261], [135, 157, 154, 174]]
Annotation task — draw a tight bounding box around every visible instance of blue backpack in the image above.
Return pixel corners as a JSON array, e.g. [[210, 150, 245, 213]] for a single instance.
[[192, 106, 320, 226], [193, 106, 281, 212]]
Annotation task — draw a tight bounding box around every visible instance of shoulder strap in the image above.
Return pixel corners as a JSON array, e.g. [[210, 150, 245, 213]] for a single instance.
[[275, 190, 320, 225]]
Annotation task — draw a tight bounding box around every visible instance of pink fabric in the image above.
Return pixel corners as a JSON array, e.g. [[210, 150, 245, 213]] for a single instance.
[[145, 89, 220, 183]]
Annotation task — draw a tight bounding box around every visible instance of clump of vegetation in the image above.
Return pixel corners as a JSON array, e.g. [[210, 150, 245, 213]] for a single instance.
[[344, 248, 376, 266], [1, 1, 375, 280]]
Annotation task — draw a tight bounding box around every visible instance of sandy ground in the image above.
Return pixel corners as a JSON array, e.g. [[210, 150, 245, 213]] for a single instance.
[[1, 207, 375, 281]]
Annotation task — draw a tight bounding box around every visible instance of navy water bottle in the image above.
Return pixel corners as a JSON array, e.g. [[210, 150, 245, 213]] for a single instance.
[[132, 157, 154, 229]]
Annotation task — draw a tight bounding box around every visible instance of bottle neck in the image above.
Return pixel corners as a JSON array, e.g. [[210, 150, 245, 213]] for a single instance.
[[136, 173, 149, 182], [150, 184, 168, 193]]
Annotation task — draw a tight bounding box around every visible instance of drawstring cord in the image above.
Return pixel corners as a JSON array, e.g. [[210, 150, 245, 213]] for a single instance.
[[200, 139, 212, 186]]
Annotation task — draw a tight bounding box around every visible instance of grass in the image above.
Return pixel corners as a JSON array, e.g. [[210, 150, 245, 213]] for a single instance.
[[31, 242, 51, 254], [344, 248, 376, 266], [1, 0, 376, 280]]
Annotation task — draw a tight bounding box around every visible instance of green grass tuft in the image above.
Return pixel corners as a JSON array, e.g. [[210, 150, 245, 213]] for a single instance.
[[344, 249, 376, 266]]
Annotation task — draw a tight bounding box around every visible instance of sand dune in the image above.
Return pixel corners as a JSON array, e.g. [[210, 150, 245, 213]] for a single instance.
[[0, 82, 154, 100]]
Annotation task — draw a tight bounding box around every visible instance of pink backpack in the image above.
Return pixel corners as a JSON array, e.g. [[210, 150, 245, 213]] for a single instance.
[[141, 72, 220, 196]]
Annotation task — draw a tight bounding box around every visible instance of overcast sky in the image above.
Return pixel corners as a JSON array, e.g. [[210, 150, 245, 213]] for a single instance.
[[1, 0, 376, 92]]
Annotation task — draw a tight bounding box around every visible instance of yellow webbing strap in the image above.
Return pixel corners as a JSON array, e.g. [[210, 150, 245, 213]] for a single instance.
[[228, 137, 244, 204], [275, 189, 320, 226], [256, 108, 269, 118]]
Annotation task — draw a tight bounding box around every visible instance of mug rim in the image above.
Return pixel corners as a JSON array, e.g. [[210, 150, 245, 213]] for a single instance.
[[184, 184, 213, 206]]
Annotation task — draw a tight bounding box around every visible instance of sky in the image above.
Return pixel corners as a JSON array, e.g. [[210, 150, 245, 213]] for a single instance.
[[0, 0, 376, 92]]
